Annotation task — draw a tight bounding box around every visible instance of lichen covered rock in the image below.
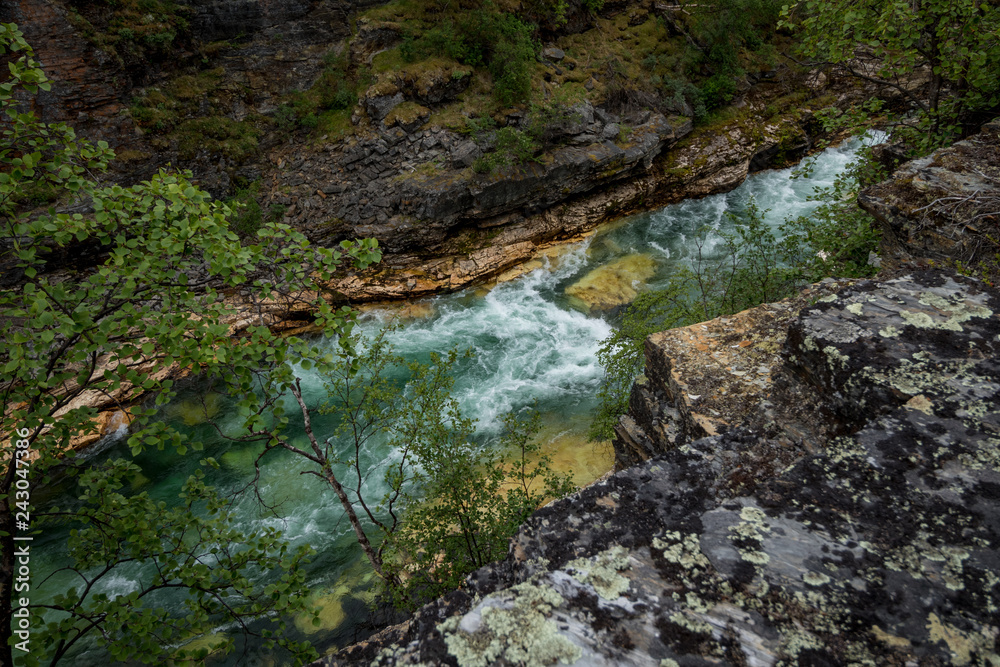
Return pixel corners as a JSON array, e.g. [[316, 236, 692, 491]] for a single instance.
[[319, 270, 1000, 666]]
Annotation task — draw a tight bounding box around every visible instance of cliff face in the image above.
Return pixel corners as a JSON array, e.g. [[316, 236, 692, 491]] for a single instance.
[[316, 129, 1000, 667], [281, 103, 821, 301], [1, 0, 130, 141], [4, 0, 856, 300], [1, 0, 378, 182], [859, 120, 1000, 276], [270, 108, 698, 300]]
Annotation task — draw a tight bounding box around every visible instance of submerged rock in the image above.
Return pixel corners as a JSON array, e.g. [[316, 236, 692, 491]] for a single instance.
[[564, 254, 658, 312]]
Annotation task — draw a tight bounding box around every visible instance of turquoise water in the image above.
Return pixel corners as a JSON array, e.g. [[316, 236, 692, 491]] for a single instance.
[[34, 134, 879, 665]]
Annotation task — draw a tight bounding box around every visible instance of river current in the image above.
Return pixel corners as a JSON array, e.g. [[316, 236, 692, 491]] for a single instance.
[[34, 134, 878, 664]]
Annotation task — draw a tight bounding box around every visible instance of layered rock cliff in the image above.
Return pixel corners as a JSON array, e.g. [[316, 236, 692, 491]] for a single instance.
[[288, 101, 825, 301]]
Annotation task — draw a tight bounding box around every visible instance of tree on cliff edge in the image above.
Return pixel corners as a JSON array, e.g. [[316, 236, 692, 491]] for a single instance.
[[781, 0, 1000, 150], [0, 23, 381, 666]]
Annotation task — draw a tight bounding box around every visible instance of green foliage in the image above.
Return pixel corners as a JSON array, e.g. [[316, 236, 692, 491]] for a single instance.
[[0, 23, 381, 664], [699, 73, 738, 111], [467, 11, 538, 105], [523, 0, 570, 27], [400, 25, 466, 63], [780, 147, 884, 282], [174, 116, 260, 161], [588, 288, 690, 442], [662, 77, 707, 118], [781, 0, 1000, 152], [260, 328, 573, 610], [472, 125, 542, 174], [685, 0, 780, 76], [224, 181, 287, 240], [38, 463, 315, 666], [385, 406, 574, 609], [590, 160, 881, 441], [299, 112, 320, 129], [398, 7, 538, 106], [272, 53, 360, 138], [274, 104, 298, 131], [128, 68, 263, 162], [313, 54, 359, 112], [63, 0, 190, 67]]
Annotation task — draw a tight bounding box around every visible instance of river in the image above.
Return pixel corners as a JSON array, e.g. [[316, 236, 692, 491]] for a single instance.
[[33, 133, 877, 665]]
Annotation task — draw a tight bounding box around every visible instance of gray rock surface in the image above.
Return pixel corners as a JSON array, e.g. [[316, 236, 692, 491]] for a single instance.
[[264, 112, 696, 299]]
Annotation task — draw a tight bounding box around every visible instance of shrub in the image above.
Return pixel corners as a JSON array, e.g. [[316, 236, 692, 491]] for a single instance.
[[699, 73, 737, 110], [385, 406, 573, 609], [299, 112, 319, 129], [175, 117, 260, 160], [662, 77, 706, 118], [323, 81, 357, 111], [225, 183, 264, 239], [399, 8, 538, 106], [274, 104, 297, 131], [472, 126, 541, 174]]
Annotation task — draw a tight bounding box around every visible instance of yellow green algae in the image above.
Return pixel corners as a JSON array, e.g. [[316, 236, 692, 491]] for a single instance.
[[564, 254, 657, 311]]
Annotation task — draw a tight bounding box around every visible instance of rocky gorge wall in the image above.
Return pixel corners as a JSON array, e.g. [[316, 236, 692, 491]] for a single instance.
[[272, 96, 825, 301], [3, 0, 851, 304], [313, 124, 1000, 666]]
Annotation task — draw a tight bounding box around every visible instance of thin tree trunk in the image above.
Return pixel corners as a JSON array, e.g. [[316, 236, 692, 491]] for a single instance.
[[289, 383, 401, 588]]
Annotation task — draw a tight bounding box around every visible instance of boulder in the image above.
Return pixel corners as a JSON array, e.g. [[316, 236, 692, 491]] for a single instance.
[[542, 46, 565, 61], [859, 120, 1000, 270]]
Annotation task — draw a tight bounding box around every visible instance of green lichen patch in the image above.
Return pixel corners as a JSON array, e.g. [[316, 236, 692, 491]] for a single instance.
[[822, 345, 850, 371], [652, 531, 716, 594], [564, 545, 632, 600], [879, 324, 902, 338], [802, 571, 831, 587], [439, 580, 582, 667], [729, 505, 772, 567], [897, 290, 993, 332]]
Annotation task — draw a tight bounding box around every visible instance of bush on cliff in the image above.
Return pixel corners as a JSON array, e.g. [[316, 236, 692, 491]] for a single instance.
[[398, 6, 537, 106]]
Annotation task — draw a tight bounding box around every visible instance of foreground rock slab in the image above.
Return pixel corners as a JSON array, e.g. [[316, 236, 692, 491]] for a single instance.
[[321, 270, 1000, 666]]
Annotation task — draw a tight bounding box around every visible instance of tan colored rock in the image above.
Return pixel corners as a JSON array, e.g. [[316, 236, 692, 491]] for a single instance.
[[67, 408, 133, 452], [614, 279, 857, 470], [564, 254, 657, 311]]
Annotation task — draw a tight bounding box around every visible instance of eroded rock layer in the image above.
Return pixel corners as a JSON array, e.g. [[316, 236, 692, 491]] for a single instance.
[[859, 120, 1000, 270], [321, 269, 1000, 666]]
